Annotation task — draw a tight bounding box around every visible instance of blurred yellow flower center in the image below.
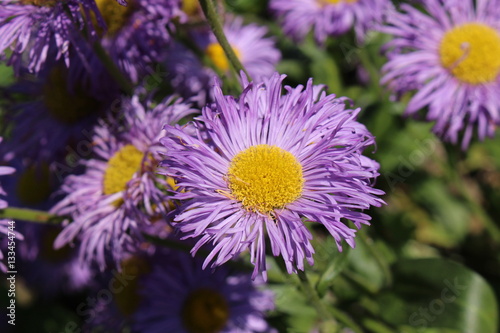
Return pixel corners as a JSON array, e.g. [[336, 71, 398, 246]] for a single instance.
[[16, 164, 51, 205], [227, 144, 304, 214], [205, 43, 241, 72], [114, 256, 150, 317], [439, 23, 500, 84], [103, 145, 143, 195], [182, 288, 229, 333], [95, 0, 135, 36], [43, 67, 99, 124], [182, 0, 199, 16]]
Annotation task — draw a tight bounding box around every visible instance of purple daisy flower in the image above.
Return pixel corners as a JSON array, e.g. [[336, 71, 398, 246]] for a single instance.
[[1, 58, 118, 167], [132, 249, 275, 333], [270, 0, 391, 44], [51, 94, 195, 270], [164, 17, 281, 106], [94, 0, 180, 83], [160, 73, 385, 279], [381, 0, 500, 149], [0, 0, 99, 74]]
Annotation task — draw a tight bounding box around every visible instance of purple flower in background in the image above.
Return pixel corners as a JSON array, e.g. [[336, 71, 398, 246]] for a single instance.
[[381, 0, 500, 149], [95, 0, 180, 83], [164, 17, 281, 106], [0, 0, 99, 74], [51, 95, 195, 270], [132, 249, 275, 333], [0, 58, 118, 166], [160, 73, 385, 279], [270, 0, 390, 44]]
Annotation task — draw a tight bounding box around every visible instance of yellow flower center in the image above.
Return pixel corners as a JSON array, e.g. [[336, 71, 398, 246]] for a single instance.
[[16, 163, 52, 205], [205, 43, 242, 72], [43, 67, 100, 124], [439, 23, 500, 84], [114, 256, 150, 317], [182, 288, 229, 333], [95, 0, 135, 36], [227, 144, 304, 214], [103, 145, 144, 196], [182, 0, 199, 16]]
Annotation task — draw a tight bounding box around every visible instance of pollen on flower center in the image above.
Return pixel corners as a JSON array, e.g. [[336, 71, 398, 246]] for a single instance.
[[182, 288, 229, 333], [95, 0, 135, 36], [205, 43, 242, 72], [103, 144, 144, 195], [43, 67, 100, 124], [227, 144, 304, 214], [439, 23, 500, 84]]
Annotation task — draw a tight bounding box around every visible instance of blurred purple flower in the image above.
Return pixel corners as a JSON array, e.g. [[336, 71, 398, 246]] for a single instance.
[[270, 0, 391, 44], [381, 0, 500, 149]]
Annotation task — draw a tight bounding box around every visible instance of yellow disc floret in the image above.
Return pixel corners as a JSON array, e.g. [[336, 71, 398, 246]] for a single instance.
[[182, 288, 229, 333], [439, 23, 500, 84], [103, 144, 144, 195], [205, 43, 242, 72], [227, 144, 304, 214], [95, 0, 135, 36]]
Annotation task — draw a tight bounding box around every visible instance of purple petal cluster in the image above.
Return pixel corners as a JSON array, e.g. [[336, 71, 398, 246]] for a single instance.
[[270, 0, 391, 44], [51, 95, 195, 270], [160, 73, 385, 279], [381, 0, 500, 149]]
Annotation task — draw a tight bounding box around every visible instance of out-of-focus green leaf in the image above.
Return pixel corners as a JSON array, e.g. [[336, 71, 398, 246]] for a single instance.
[[0, 63, 14, 87], [375, 258, 498, 333], [316, 246, 350, 296]]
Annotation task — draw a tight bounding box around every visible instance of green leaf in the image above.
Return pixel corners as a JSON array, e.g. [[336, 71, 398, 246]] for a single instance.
[[375, 258, 498, 333], [316, 246, 350, 296]]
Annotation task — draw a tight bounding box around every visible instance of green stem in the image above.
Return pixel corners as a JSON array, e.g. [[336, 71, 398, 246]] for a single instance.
[[92, 41, 134, 95], [0, 207, 62, 224], [198, 0, 251, 79], [297, 270, 337, 328]]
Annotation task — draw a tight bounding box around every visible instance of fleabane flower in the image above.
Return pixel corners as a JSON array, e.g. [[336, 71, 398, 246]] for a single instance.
[[51, 95, 195, 270], [132, 249, 275, 333], [381, 0, 500, 149], [0, 0, 99, 74], [92, 0, 180, 82], [164, 17, 281, 106], [160, 73, 385, 279], [270, 0, 391, 44]]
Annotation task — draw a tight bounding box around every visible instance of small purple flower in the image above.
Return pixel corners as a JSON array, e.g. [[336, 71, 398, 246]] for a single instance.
[[160, 73, 385, 279], [95, 0, 180, 83], [164, 17, 281, 106], [51, 94, 195, 270], [270, 0, 391, 44], [381, 0, 500, 149], [0, 58, 118, 166], [0, 0, 99, 74], [132, 249, 275, 333]]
